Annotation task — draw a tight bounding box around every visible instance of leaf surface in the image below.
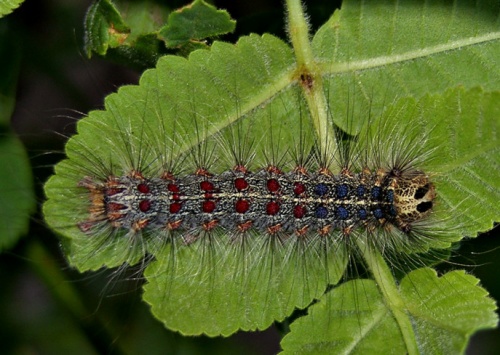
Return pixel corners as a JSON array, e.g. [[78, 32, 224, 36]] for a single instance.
[[314, 0, 500, 133], [0, 0, 24, 18], [0, 135, 35, 250], [159, 0, 236, 48], [280, 268, 498, 354], [0, 27, 35, 250]]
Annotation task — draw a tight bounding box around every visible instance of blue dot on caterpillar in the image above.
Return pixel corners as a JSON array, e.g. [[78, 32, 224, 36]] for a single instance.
[[78, 164, 436, 239]]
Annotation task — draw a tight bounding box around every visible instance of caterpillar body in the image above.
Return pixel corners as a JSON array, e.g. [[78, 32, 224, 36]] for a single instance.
[[78, 165, 435, 240]]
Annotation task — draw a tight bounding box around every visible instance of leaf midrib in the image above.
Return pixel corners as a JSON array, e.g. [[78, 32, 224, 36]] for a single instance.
[[318, 31, 500, 73]]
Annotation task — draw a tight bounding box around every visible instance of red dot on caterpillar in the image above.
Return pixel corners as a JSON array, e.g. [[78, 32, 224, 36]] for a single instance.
[[169, 202, 182, 214], [200, 181, 214, 191], [293, 182, 306, 196], [202, 200, 216, 213], [139, 200, 151, 212], [137, 183, 150, 194], [267, 179, 280, 193], [293, 205, 306, 219], [235, 199, 250, 214], [266, 201, 280, 215], [167, 183, 179, 193], [234, 178, 249, 191]]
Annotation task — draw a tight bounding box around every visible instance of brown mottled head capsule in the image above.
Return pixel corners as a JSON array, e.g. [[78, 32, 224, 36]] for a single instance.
[[389, 171, 436, 232]]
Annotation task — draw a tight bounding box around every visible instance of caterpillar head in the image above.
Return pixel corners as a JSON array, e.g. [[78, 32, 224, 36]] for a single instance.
[[389, 171, 436, 233]]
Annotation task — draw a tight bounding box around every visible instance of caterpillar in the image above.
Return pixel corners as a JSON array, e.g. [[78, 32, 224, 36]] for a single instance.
[[77, 163, 435, 241]]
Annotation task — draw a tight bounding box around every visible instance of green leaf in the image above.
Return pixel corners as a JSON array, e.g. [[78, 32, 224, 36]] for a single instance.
[[401, 268, 498, 354], [0, 25, 35, 250], [84, 0, 169, 68], [280, 268, 498, 354], [0, 134, 35, 250], [0, 0, 24, 18], [84, 0, 130, 56], [159, 0, 236, 48]]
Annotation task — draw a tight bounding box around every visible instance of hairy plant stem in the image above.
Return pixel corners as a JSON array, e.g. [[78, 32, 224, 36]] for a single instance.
[[285, 0, 337, 165], [356, 239, 419, 355]]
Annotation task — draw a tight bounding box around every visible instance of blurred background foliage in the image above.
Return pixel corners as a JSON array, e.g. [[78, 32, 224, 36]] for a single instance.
[[0, 1, 498, 354]]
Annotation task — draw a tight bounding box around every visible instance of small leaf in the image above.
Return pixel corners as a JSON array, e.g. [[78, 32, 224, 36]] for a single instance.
[[0, 26, 35, 250], [0, 134, 35, 250], [84, 0, 170, 68], [159, 0, 236, 48], [401, 268, 498, 354], [281, 278, 406, 354], [0, 0, 24, 18], [84, 0, 130, 56], [280, 268, 498, 354]]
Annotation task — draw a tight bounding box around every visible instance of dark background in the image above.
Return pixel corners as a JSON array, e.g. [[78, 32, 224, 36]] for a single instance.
[[1, 1, 498, 354]]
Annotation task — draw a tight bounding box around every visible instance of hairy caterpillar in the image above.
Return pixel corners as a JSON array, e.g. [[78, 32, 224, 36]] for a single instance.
[[77, 162, 435, 241]]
